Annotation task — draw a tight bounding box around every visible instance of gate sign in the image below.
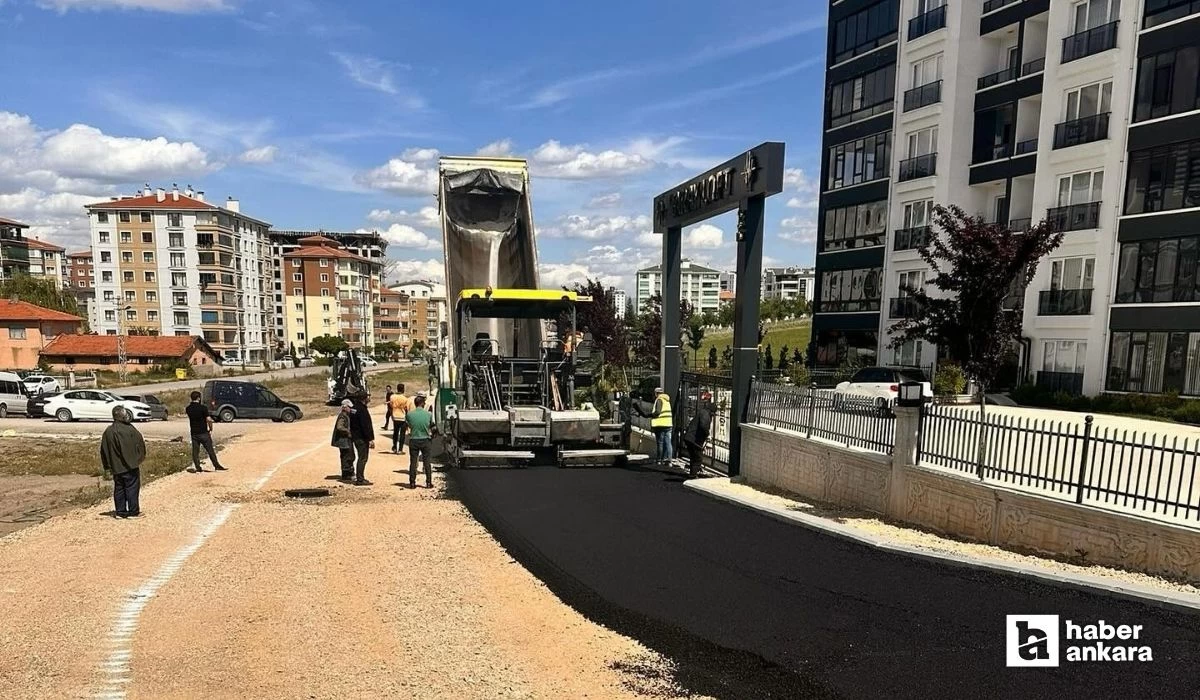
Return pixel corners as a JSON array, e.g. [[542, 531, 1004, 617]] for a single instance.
[[652, 141, 785, 233]]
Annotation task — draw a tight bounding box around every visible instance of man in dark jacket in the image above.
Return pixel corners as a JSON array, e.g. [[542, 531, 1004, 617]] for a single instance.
[[683, 391, 714, 478], [331, 399, 354, 480], [100, 405, 147, 518], [347, 390, 375, 485]]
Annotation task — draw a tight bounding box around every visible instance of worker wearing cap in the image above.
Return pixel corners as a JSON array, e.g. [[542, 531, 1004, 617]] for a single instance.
[[648, 386, 674, 467], [332, 399, 355, 481], [346, 389, 375, 485], [683, 391, 714, 478]]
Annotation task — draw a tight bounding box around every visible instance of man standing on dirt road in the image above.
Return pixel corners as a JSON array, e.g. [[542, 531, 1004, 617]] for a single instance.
[[405, 394, 434, 489], [100, 405, 146, 518], [186, 391, 226, 473], [390, 383, 410, 455], [332, 399, 355, 481], [347, 389, 375, 486], [382, 384, 394, 430]]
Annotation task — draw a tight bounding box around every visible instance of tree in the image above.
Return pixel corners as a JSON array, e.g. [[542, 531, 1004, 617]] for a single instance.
[[564, 279, 627, 368], [707, 346, 718, 369], [716, 301, 735, 328], [631, 294, 694, 369], [887, 204, 1063, 393], [720, 345, 733, 370], [309, 334, 349, 356], [684, 316, 705, 368], [0, 274, 81, 318], [779, 345, 790, 371], [408, 339, 427, 360], [764, 343, 774, 370]]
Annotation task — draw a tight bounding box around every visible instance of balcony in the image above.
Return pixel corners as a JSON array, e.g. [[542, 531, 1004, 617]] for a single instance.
[[894, 226, 931, 251], [1046, 201, 1101, 232], [898, 153, 937, 182], [983, 0, 1018, 12], [1021, 56, 1045, 75], [1037, 288, 1093, 315], [1015, 138, 1038, 155], [1052, 112, 1109, 149], [1007, 218, 1032, 232], [889, 296, 924, 319], [978, 65, 1017, 90], [1036, 370, 1084, 396], [907, 5, 947, 41], [903, 81, 942, 112], [1062, 21, 1118, 63]]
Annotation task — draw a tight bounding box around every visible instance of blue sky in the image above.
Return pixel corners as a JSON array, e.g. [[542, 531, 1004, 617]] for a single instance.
[[0, 0, 825, 290]]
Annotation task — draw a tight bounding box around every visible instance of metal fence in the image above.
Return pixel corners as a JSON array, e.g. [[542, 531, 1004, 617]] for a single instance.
[[678, 371, 734, 473], [920, 405, 1200, 522], [747, 382, 896, 455]]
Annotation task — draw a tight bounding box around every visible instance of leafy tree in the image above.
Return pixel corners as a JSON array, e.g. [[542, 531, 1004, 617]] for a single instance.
[[764, 343, 774, 370], [309, 334, 349, 356], [0, 274, 81, 318], [716, 301, 735, 328], [779, 345, 790, 371], [408, 339, 427, 360], [720, 345, 733, 370], [684, 316, 705, 367], [563, 279, 627, 368], [887, 204, 1063, 393], [707, 346, 718, 369], [792, 348, 804, 366], [631, 294, 694, 369]]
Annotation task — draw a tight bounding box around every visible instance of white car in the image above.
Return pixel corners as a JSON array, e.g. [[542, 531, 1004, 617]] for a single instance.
[[44, 390, 152, 423], [359, 356, 378, 367], [833, 367, 934, 411], [22, 375, 61, 395]]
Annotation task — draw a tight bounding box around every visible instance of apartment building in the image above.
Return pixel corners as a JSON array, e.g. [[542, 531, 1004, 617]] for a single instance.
[[85, 187, 274, 364], [763, 266, 816, 302], [635, 260, 722, 314], [813, 0, 1200, 396], [612, 288, 627, 320], [375, 287, 413, 348], [281, 236, 382, 354], [391, 281, 447, 350], [0, 217, 30, 281], [65, 251, 94, 291], [25, 239, 65, 287]]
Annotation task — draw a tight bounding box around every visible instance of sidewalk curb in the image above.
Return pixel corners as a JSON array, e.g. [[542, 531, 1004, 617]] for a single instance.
[[684, 478, 1200, 614]]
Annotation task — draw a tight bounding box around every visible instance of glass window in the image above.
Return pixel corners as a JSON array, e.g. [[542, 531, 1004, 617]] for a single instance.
[[1065, 81, 1113, 120], [829, 64, 896, 127], [1042, 340, 1087, 373], [906, 126, 937, 157], [1056, 170, 1104, 206], [826, 132, 892, 189], [142, 231, 153, 243], [99, 231, 110, 243], [821, 200, 887, 251], [1115, 236, 1200, 304], [818, 267, 883, 312], [142, 252, 154, 263], [911, 54, 942, 87], [1049, 257, 1095, 290], [97, 212, 109, 223]]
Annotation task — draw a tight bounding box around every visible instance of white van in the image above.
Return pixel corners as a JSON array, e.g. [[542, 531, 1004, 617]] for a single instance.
[[0, 372, 29, 418]]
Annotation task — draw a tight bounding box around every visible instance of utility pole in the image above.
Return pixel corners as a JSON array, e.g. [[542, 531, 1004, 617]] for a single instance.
[[115, 302, 129, 384]]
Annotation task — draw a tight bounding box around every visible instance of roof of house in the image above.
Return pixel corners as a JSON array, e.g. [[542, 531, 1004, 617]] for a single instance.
[[84, 192, 271, 227], [25, 238, 65, 253], [40, 334, 218, 359], [66, 250, 92, 260], [0, 216, 30, 228], [765, 266, 815, 276], [283, 237, 373, 264], [0, 299, 83, 323], [636, 260, 722, 275]]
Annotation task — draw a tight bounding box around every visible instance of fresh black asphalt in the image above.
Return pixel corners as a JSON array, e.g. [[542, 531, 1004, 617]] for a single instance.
[[451, 465, 1200, 700]]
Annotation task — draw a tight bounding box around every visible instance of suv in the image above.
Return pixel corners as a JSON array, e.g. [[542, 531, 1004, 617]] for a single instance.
[[833, 366, 933, 410], [201, 380, 302, 423]]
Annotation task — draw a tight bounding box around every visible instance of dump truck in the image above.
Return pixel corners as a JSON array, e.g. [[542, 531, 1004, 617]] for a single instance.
[[436, 156, 645, 468]]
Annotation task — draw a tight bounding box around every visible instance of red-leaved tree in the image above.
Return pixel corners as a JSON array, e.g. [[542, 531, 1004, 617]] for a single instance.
[[562, 278, 627, 367], [887, 204, 1063, 392]]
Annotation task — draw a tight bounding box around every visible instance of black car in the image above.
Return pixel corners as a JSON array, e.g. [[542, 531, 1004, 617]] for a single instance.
[[201, 380, 303, 423], [25, 391, 59, 419], [120, 393, 169, 421]]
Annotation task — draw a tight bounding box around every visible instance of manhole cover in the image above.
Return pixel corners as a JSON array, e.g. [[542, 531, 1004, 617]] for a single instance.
[[284, 488, 330, 499]]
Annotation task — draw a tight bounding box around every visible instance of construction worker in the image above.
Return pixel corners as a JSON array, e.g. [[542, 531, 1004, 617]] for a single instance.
[[648, 386, 674, 467], [683, 390, 714, 478]]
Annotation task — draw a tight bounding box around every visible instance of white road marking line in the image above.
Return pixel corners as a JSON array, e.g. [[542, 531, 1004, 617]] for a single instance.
[[92, 440, 322, 698]]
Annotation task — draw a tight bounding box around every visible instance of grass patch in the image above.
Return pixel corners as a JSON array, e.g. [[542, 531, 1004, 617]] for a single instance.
[[0, 437, 194, 480], [691, 320, 812, 367]]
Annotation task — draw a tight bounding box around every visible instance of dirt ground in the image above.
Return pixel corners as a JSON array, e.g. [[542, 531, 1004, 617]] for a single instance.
[[0, 417, 712, 700]]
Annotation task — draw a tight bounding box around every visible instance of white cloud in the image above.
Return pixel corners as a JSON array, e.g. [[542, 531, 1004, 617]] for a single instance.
[[779, 215, 818, 243], [530, 140, 583, 164], [355, 156, 438, 196], [369, 224, 441, 251], [541, 214, 652, 241], [529, 140, 654, 179], [476, 139, 514, 157], [685, 223, 724, 249], [367, 206, 440, 228], [539, 262, 622, 291], [0, 187, 102, 248], [331, 52, 424, 108], [587, 192, 622, 208], [401, 147, 439, 163], [238, 145, 278, 164], [37, 0, 233, 13], [784, 167, 819, 210], [39, 123, 215, 183], [384, 258, 445, 284]]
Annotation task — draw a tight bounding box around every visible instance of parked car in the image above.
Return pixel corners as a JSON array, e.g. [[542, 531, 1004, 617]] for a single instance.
[[359, 355, 378, 367], [0, 371, 29, 418], [120, 393, 169, 421], [833, 367, 934, 411], [25, 391, 58, 419], [202, 380, 303, 423], [44, 390, 152, 423], [22, 375, 61, 396]]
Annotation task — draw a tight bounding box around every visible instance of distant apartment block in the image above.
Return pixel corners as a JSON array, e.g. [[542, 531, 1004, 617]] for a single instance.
[[281, 236, 382, 354], [612, 288, 627, 320], [25, 238, 65, 288], [763, 266, 816, 302], [635, 259, 722, 313], [0, 217, 30, 281], [390, 280, 447, 349]]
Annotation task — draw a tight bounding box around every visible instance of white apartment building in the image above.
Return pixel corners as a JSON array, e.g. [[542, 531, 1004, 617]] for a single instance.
[[762, 266, 816, 302], [25, 239, 65, 287], [86, 186, 274, 364], [635, 259, 722, 314], [612, 288, 627, 320]]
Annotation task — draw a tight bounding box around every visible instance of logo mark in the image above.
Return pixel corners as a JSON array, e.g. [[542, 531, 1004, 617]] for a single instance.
[[742, 151, 759, 189], [1007, 615, 1060, 667]]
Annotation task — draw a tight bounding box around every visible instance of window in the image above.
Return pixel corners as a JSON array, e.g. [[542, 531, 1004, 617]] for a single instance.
[[121, 251, 133, 263], [1115, 236, 1200, 303], [295, 303, 303, 311], [320, 273, 329, 282], [321, 289, 330, 297], [1056, 170, 1104, 206], [293, 287, 302, 296], [1108, 330, 1200, 394], [137, 212, 150, 223], [97, 212, 109, 223], [297, 333, 306, 341], [897, 270, 925, 295], [126, 309, 138, 321], [119, 212, 130, 223], [292, 259, 301, 267], [1070, 0, 1119, 33], [295, 317, 305, 327], [1134, 46, 1200, 122], [903, 199, 934, 228], [201, 311, 219, 323], [893, 339, 923, 367], [102, 271, 113, 282], [99, 231, 110, 243], [198, 252, 216, 265], [1124, 138, 1200, 214], [173, 292, 188, 305], [906, 126, 938, 157], [826, 132, 891, 189], [104, 310, 116, 322], [818, 267, 883, 312], [170, 253, 185, 267], [1050, 257, 1096, 291], [146, 291, 157, 302], [822, 200, 887, 251], [911, 54, 942, 88], [124, 290, 136, 302], [141, 233, 153, 245], [832, 0, 900, 64], [120, 231, 132, 243], [1144, 0, 1200, 28], [8, 327, 27, 340], [174, 312, 189, 326], [144, 272, 155, 283], [100, 251, 112, 263], [292, 273, 302, 282], [322, 303, 331, 312], [1065, 81, 1113, 121], [1042, 340, 1087, 373], [168, 213, 182, 227], [829, 64, 896, 127], [319, 259, 329, 267], [142, 252, 154, 263], [123, 271, 134, 283]]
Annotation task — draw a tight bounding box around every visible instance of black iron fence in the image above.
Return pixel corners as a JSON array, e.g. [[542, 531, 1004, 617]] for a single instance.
[[898, 153, 937, 182], [907, 4, 947, 41], [1046, 201, 1101, 231], [748, 382, 896, 455], [1062, 20, 1119, 63], [919, 405, 1200, 522], [903, 80, 942, 112], [1053, 112, 1110, 149]]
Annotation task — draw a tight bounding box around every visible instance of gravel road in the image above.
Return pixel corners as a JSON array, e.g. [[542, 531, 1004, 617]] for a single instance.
[[0, 418, 701, 699]]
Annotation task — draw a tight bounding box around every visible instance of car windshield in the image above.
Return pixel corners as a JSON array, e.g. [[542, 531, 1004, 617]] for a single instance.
[[897, 369, 928, 383]]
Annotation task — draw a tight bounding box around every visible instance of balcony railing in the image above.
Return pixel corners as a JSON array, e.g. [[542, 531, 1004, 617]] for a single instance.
[[894, 225, 931, 251], [830, 100, 893, 128], [1052, 112, 1109, 149], [978, 65, 1017, 90], [1021, 56, 1046, 75], [1007, 218, 1032, 232], [1062, 21, 1118, 63], [1046, 201, 1101, 231], [1038, 288, 1093, 315], [983, 0, 1018, 13], [889, 296, 924, 319], [1015, 138, 1038, 155], [907, 4, 947, 41], [903, 80, 942, 111], [1036, 371, 1085, 396], [898, 153, 937, 182]]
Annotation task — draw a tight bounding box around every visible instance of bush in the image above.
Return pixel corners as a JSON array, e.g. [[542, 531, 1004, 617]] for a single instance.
[[933, 363, 967, 395], [1009, 384, 1200, 425], [788, 364, 810, 387]]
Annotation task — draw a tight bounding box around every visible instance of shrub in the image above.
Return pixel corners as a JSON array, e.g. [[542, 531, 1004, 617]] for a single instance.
[[1009, 383, 1200, 425], [933, 363, 967, 395], [788, 364, 811, 387]]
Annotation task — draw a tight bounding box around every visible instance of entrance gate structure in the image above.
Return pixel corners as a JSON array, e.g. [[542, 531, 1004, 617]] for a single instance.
[[651, 142, 785, 477]]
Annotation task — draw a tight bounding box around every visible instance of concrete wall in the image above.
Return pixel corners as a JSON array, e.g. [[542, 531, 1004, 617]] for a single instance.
[[741, 421, 1200, 584]]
